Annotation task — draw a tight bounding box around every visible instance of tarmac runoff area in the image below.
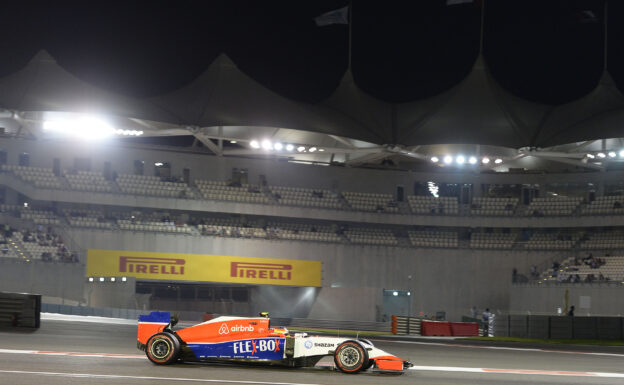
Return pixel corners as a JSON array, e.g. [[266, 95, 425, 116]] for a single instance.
[[1, 314, 624, 385]]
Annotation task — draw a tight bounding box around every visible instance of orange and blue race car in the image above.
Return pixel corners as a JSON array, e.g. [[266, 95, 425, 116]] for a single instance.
[[137, 311, 412, 374]]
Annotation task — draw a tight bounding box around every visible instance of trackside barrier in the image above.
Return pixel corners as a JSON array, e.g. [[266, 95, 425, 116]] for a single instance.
[[492, 315, 624, 339], [391, 315, 422, 335], [421, 320, 452, 336], [0, 292, 41, 328], [450, 322, 479, 336]]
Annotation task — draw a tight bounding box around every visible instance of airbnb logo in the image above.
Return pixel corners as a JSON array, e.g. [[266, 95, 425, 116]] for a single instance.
[[218, 323, 230, 335]]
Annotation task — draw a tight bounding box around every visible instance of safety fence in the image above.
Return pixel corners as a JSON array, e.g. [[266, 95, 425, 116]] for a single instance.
[[0, 292, 41, 328], [391, 316, 479, 336], [494, 315, 624, 339]]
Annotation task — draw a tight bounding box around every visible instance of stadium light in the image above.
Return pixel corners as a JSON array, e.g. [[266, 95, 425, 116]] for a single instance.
[[122, 277, 127, 282], [468, 156, 477, 164], [297, 146, 306, 152], [273, 142, 283, 151], [443, 155, 453, 164], [586, 153, 595, 159], [407, 291, 411, 296], [609, 151, 616, 158], [99, 277, 105, 282], [620, 150, 624, 157], [430, 156, 439, 163], [456, 155, 465, 164], [261, 139, 272, 150], [392, 291, 398, 296], [230, 140, 237, 144], [318, 148, 325, 152], [597, 152, 606, 158], [482, 157, 490, 164], [494, 158, 503, 164], [285, 144, 294, 152], [110, 277, 116, 282], [88, 277, 94, 282], [309, 147, 317, 152], [250, 140, 260, 149]]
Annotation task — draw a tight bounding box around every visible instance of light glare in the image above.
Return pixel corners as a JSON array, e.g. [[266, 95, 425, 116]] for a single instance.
[[430, 156, 439, 163], [443, 155, 453, 164], [250, 140, 260, 149], [273, 142, 283, 151], [609, 151, 616, 158], [468, 156, 477, 164], [456, 155, 465, 164], [309, 147, 317, 152], [261, 139, 272, 150], [494, 158, 503, 164], [482, 157, 490, 164], [597, 152, 606, 158], [285, 144, 294, 151], [297, 146, 306, 152]]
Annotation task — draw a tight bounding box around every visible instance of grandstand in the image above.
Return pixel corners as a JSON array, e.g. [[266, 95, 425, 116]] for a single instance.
[[3, 32, 624, 323]]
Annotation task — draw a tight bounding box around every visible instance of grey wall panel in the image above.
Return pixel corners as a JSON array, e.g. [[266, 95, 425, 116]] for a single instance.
[[596, 317, 622, 339], [509, 315, 528, 338], [573, 317, 597, 339], [549, 317, 573, 339], [528, 315, 550, 339]]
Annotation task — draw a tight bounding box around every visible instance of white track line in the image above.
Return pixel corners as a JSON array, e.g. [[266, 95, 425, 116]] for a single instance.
[[0, 370, 326, 385], [386, 340, 624, 357], [0, 348, 145, 359], [409, 365, 624, 378]]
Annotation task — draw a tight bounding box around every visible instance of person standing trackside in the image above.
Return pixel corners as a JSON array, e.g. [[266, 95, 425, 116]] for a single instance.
[[568, 305, 575, 316], [482, 308, 492, 336]]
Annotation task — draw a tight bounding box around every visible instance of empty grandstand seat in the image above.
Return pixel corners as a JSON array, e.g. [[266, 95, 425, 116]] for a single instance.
[[471, 197, 518, 216], [1, 165, 62, 189], [526, 196, 582, 216], [408, 230, 458, 248], [407, 196, 458, 215], [64, 170, 112, 193], [265, 221, 341, 242], [196, 180, 268, 204], [582, 196, 624, 215], [270, 186, 342, 209], [524, 232, 580, 250], [116, 174, 194, 198], [342, 191, 399, 213], [470, 232, 516, 249], [344, 227, 398, 246]]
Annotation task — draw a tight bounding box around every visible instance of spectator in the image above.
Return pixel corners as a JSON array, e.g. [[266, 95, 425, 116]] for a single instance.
[[482, 308, 492, 337], [567, 305, 575, 316], [471, 306, 478, 318]]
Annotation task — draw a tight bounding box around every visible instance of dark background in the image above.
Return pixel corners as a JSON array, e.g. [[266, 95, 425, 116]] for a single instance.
[[0, 0, 621, 105]]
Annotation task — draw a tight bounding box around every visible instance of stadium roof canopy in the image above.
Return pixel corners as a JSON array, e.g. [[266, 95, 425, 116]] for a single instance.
[[1, 49, 624, 172]]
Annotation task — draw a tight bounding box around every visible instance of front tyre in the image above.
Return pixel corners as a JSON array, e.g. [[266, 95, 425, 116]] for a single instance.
[[146, 332, 180, 365], [334, 341, 369, 374]]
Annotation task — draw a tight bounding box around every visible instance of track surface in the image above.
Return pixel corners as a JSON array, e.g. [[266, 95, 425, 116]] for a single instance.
[[1, 317, 624, 385]]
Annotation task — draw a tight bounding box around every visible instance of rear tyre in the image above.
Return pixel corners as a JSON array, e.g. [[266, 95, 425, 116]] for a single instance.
[[146, 332, 180, 365], [334, 341, 369, 374]]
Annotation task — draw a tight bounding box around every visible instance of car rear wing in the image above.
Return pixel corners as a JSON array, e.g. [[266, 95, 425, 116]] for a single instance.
[[137, 311, 172, 346]]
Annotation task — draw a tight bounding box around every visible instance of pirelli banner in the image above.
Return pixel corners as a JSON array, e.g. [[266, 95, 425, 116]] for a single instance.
[[87, 249, 322, 287]]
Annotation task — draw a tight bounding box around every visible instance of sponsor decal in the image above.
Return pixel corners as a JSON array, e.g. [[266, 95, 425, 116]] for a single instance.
[[304, 340, 313, 349], [230, 262, 292, 281], [218, 323, 230, 335], [233, 339, 281, 355], [119, 256, 185, 275], [230, 324, 254, 332], [314, 342, 335, 348]]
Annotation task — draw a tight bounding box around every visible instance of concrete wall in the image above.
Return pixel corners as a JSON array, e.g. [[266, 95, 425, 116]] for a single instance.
[[63, 228, 563, 321], [510, 284, 624, 316]]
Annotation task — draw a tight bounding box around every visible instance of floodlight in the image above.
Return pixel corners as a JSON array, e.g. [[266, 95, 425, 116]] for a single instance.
[[443, 155, 453, 164], [597, 152, 606, 158], [230, 140, 237, 144], [285, 144, 294, 151], [250, 140, 260, 149], [430, 156, 439, 163], [468, 156, 477, 164], [110, 277, 116, 282], [273, 142, 283, 151], [154, 162, 164, 167], [620, 150, 624, 157], [494, 158, 503, 164], [88, 277, 94, 282], [23, 202, 28, 207], [318, 148, 325, 152], [456, 155, 465, 164], [392, 291, 398, 296], [309, 147, 317, 152], [297, 146, 306, 152], [586, 153, 595, 159], [609, 151, 616, 158], [43, 115, 117, 140], [261, 140, 272, 150], [99, 277, 105, 282], [122, 277, 127, 282], [482, 157, 490, 164], [407, 292, 411, 296]]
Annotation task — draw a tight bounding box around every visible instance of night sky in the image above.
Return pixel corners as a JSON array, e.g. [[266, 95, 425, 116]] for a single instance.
[[0, 0, 621, 106]]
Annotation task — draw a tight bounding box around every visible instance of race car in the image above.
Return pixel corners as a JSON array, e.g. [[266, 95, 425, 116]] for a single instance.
[[137, 311, 412, 374]]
